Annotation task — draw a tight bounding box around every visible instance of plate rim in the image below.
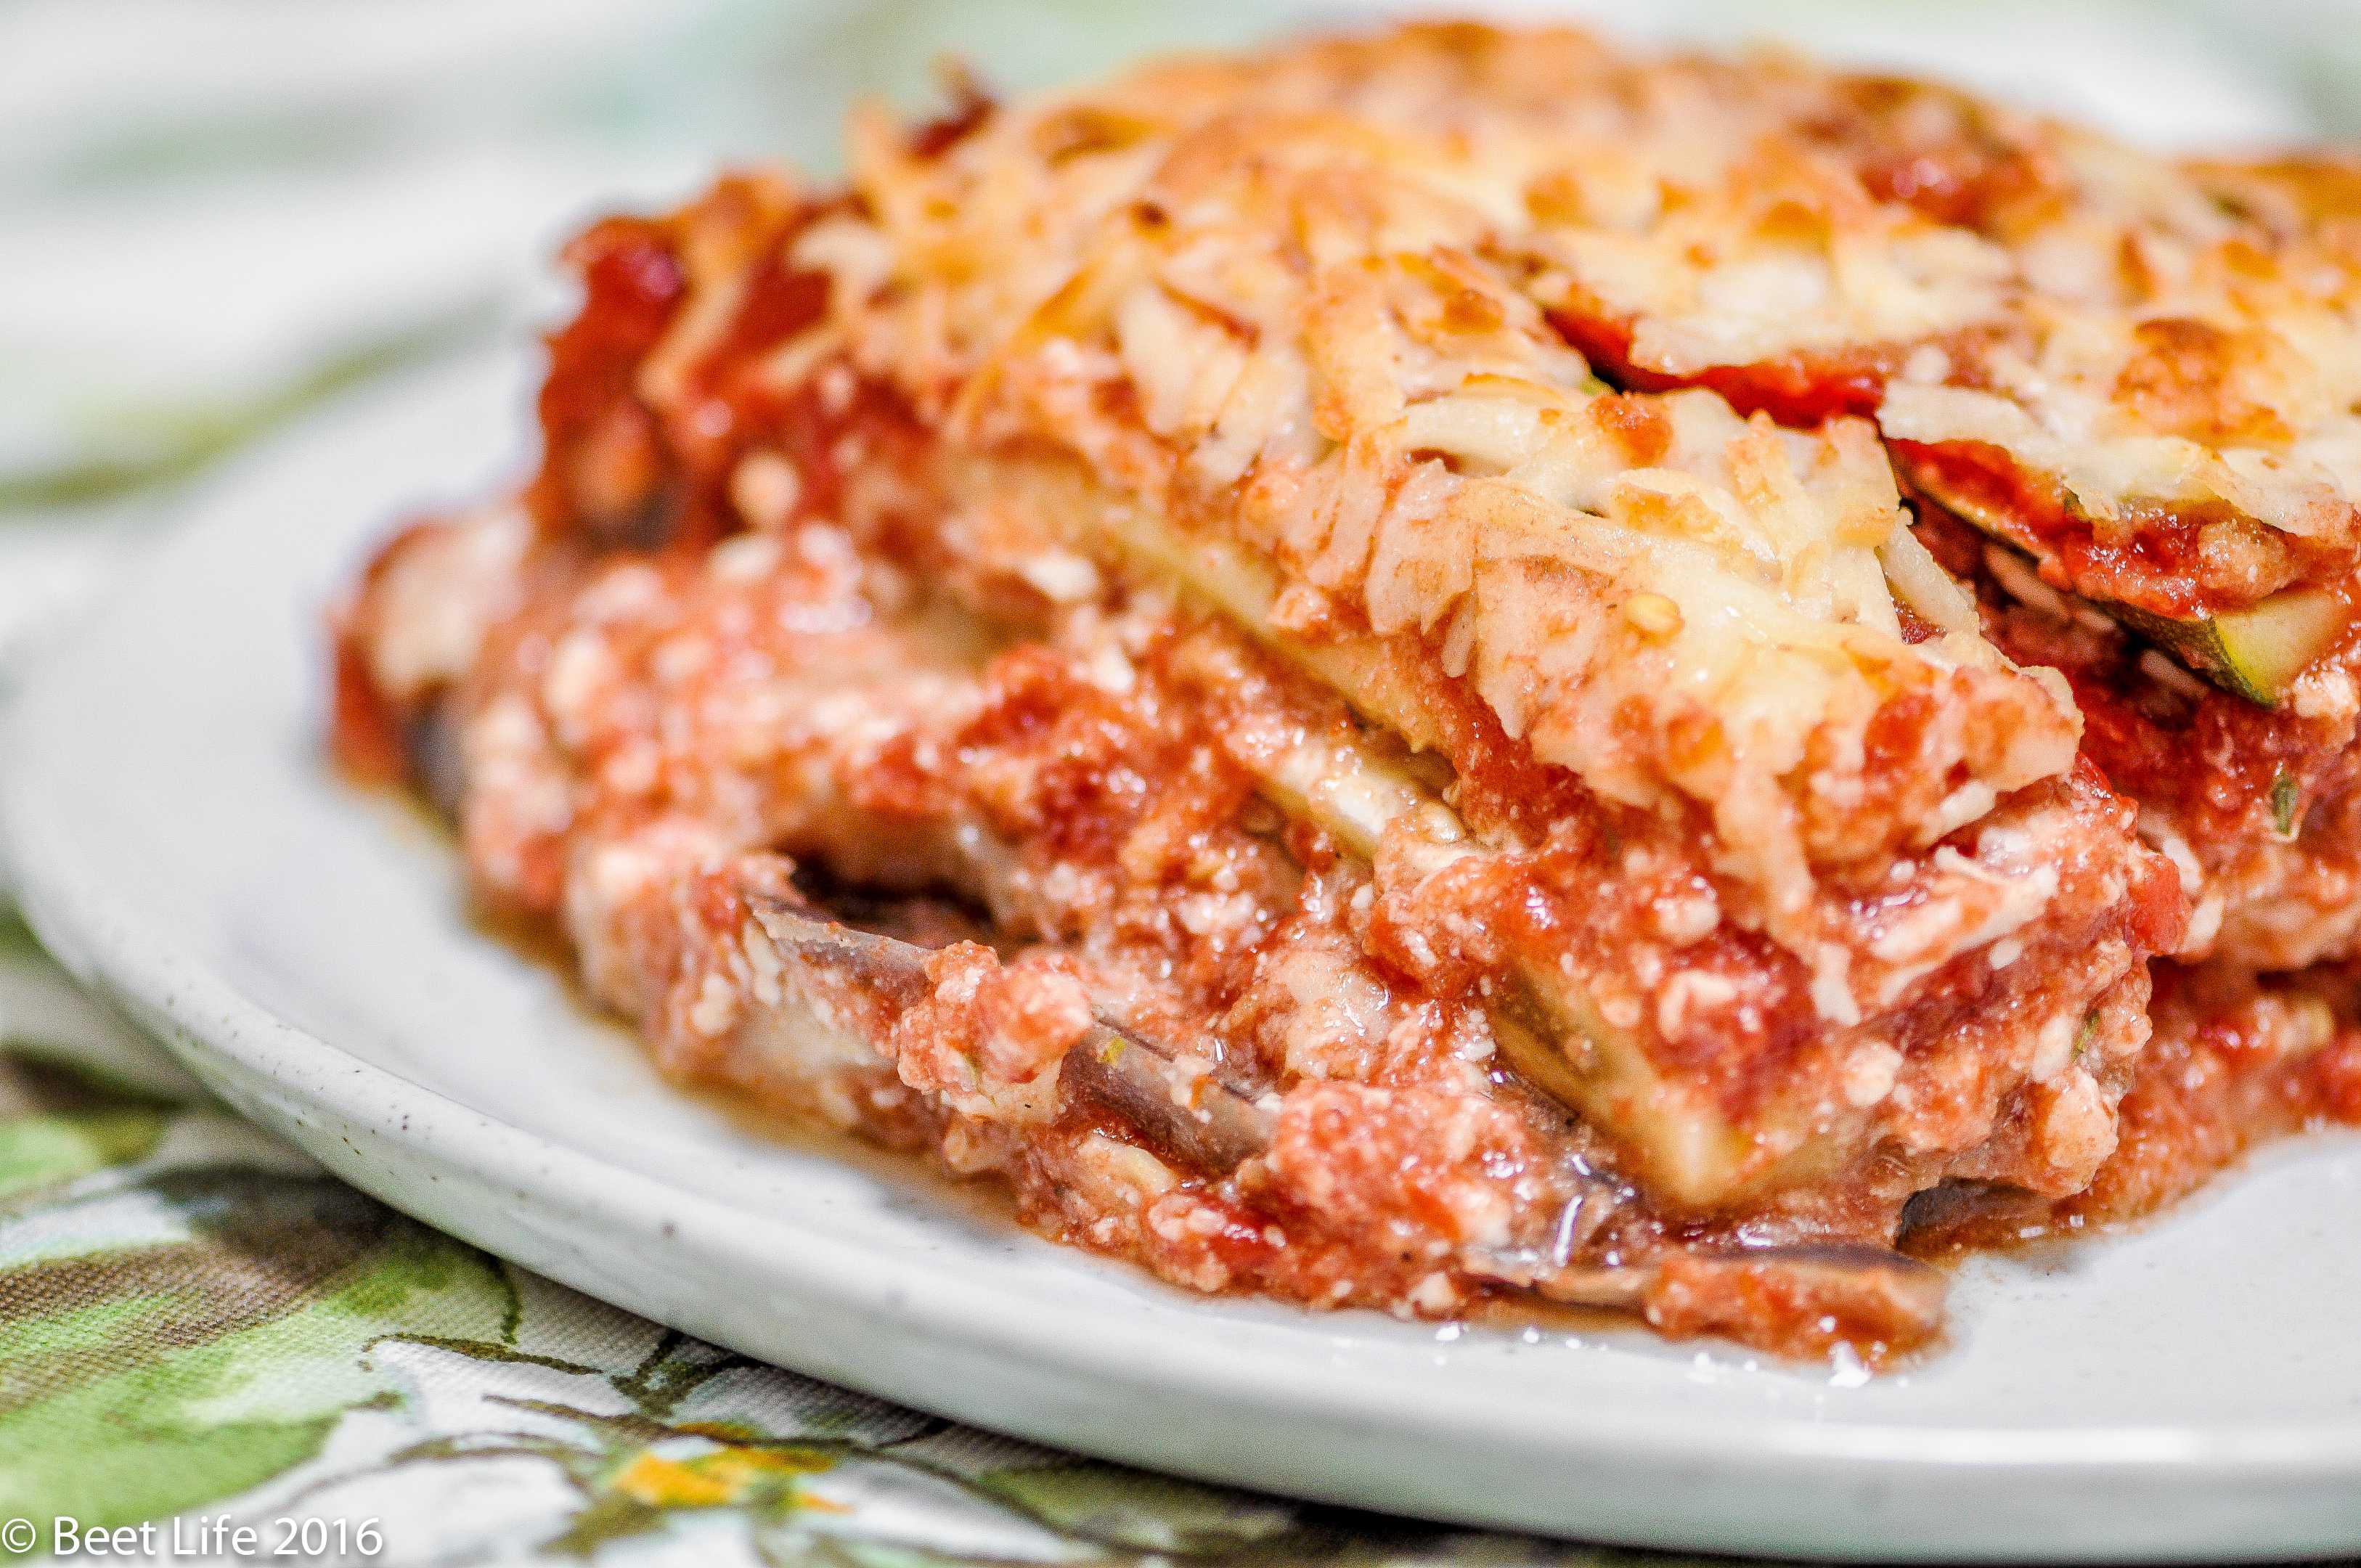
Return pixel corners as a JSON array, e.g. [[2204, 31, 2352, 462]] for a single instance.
[[8, 355, 2361, 1560]]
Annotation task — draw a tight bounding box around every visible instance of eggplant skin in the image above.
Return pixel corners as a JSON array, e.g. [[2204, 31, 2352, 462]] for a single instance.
[[1907, 478, 2352, 708]]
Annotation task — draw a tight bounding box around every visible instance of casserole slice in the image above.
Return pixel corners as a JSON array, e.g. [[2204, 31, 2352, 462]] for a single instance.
[[335, 23, 2211, 1357]]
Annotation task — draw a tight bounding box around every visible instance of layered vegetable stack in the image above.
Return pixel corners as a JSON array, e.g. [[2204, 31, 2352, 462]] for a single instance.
[[334, 24, 2361, 1363]]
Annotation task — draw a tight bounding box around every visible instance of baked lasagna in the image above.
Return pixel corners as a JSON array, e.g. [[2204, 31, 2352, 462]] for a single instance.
[[333, 23, 2361, 1364]]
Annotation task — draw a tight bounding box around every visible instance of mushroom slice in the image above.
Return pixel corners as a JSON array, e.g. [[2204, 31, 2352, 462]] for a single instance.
[[743, 896, 1275, 1173], [1467, 1241, 1947, 1342]]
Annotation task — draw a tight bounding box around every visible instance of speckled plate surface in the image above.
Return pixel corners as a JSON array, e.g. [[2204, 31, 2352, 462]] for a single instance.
[[8, 351, 2361, 1562]]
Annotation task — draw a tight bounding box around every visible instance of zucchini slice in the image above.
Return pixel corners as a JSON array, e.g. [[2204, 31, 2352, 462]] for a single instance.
[[2109, 589, 2350, 708], [1908, 466, 2352, 706], [1108, 515, 1845, 1209], [1236, 705, 1786, 1209]]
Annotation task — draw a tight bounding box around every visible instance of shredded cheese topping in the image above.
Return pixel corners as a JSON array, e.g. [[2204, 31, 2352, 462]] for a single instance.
[[746, 27, 2088, 915], [1472, 35, 2361, 562]]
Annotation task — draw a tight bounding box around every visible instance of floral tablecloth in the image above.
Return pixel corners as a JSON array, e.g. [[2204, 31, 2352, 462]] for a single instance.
[[8, 2, 2359, 1561]]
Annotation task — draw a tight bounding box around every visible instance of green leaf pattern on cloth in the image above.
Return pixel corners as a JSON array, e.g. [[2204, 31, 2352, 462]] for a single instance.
[[0, 1056, 170, 1199], [0, 942, 1696, 1567]]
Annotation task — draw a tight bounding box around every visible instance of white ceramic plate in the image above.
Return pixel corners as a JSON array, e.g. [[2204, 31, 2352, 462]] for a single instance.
[[9, 352, 2361, 1562]]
